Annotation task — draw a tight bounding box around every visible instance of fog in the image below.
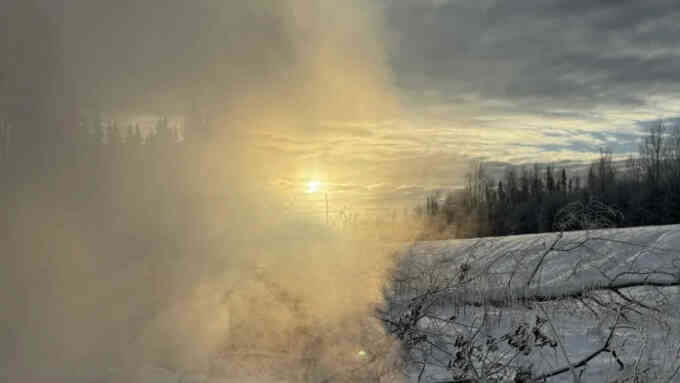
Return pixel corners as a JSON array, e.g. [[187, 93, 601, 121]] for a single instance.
[[1, 1, 405, 381]]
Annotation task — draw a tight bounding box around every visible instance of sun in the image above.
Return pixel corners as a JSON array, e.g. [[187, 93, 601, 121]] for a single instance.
[[306, 180, 321, 193]]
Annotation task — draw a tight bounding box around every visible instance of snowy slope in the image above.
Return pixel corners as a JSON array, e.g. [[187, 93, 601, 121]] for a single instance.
[[389, 224, 680, 382]]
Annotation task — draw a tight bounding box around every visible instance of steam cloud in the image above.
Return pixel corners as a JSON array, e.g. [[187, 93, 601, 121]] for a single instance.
[[1, 0, 404, 381]]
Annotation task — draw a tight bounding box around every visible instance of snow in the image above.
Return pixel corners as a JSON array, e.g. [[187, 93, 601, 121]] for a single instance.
[[96, 225, 680, 382], [390, 224, 680, 382]]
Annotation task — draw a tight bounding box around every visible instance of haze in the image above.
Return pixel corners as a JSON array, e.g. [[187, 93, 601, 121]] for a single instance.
[[2, 0, 680, 382]]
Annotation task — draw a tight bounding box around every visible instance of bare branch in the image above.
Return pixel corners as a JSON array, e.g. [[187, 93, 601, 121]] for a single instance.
[[525, 232, 563, 287], [446, 277, 680, 308], [533, 310, 622, 382]]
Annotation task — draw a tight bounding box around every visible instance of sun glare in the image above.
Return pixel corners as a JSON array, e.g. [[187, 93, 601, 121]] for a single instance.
[[306, 180, 321, 193]]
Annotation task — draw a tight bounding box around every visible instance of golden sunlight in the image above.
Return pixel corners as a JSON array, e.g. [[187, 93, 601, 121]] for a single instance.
[[305, 180, 321, 193]]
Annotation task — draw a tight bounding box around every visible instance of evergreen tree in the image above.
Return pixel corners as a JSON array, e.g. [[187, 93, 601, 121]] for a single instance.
[[497, 180, 506, 204], [559, 168, 567, 195], [545, 164, 555, 193], [531, 164, 544, 198]]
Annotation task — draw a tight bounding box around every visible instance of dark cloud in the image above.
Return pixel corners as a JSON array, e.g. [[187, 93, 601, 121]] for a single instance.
[[387, 0, 680, 112]]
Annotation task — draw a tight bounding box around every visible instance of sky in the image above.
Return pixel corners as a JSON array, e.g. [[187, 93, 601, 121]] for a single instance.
[[268, 0, 680, 210], [9, 0, 680, 212]]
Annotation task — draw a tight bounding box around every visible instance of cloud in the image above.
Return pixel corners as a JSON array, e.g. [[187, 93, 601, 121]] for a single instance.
[[356, 0, 680, 189], [388, 0, 680, 111]]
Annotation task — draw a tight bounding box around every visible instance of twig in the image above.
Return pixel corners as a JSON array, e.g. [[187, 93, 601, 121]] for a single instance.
[[533, 309, 622, 381], [537, 304, 580, 383], [525, 232, 563, 287]]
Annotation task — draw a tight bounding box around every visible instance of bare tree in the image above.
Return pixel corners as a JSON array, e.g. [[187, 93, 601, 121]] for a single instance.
[[639, 121, 667, 191]]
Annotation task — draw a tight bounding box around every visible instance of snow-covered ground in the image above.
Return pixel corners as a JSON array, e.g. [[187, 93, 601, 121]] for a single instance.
[[92, 225, 680, 382], [388, 224, 680, 382]]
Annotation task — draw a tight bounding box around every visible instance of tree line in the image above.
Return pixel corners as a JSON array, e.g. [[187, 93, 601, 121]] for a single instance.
[[0, 107, 217, 242], [421, 121, 680, 238]]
